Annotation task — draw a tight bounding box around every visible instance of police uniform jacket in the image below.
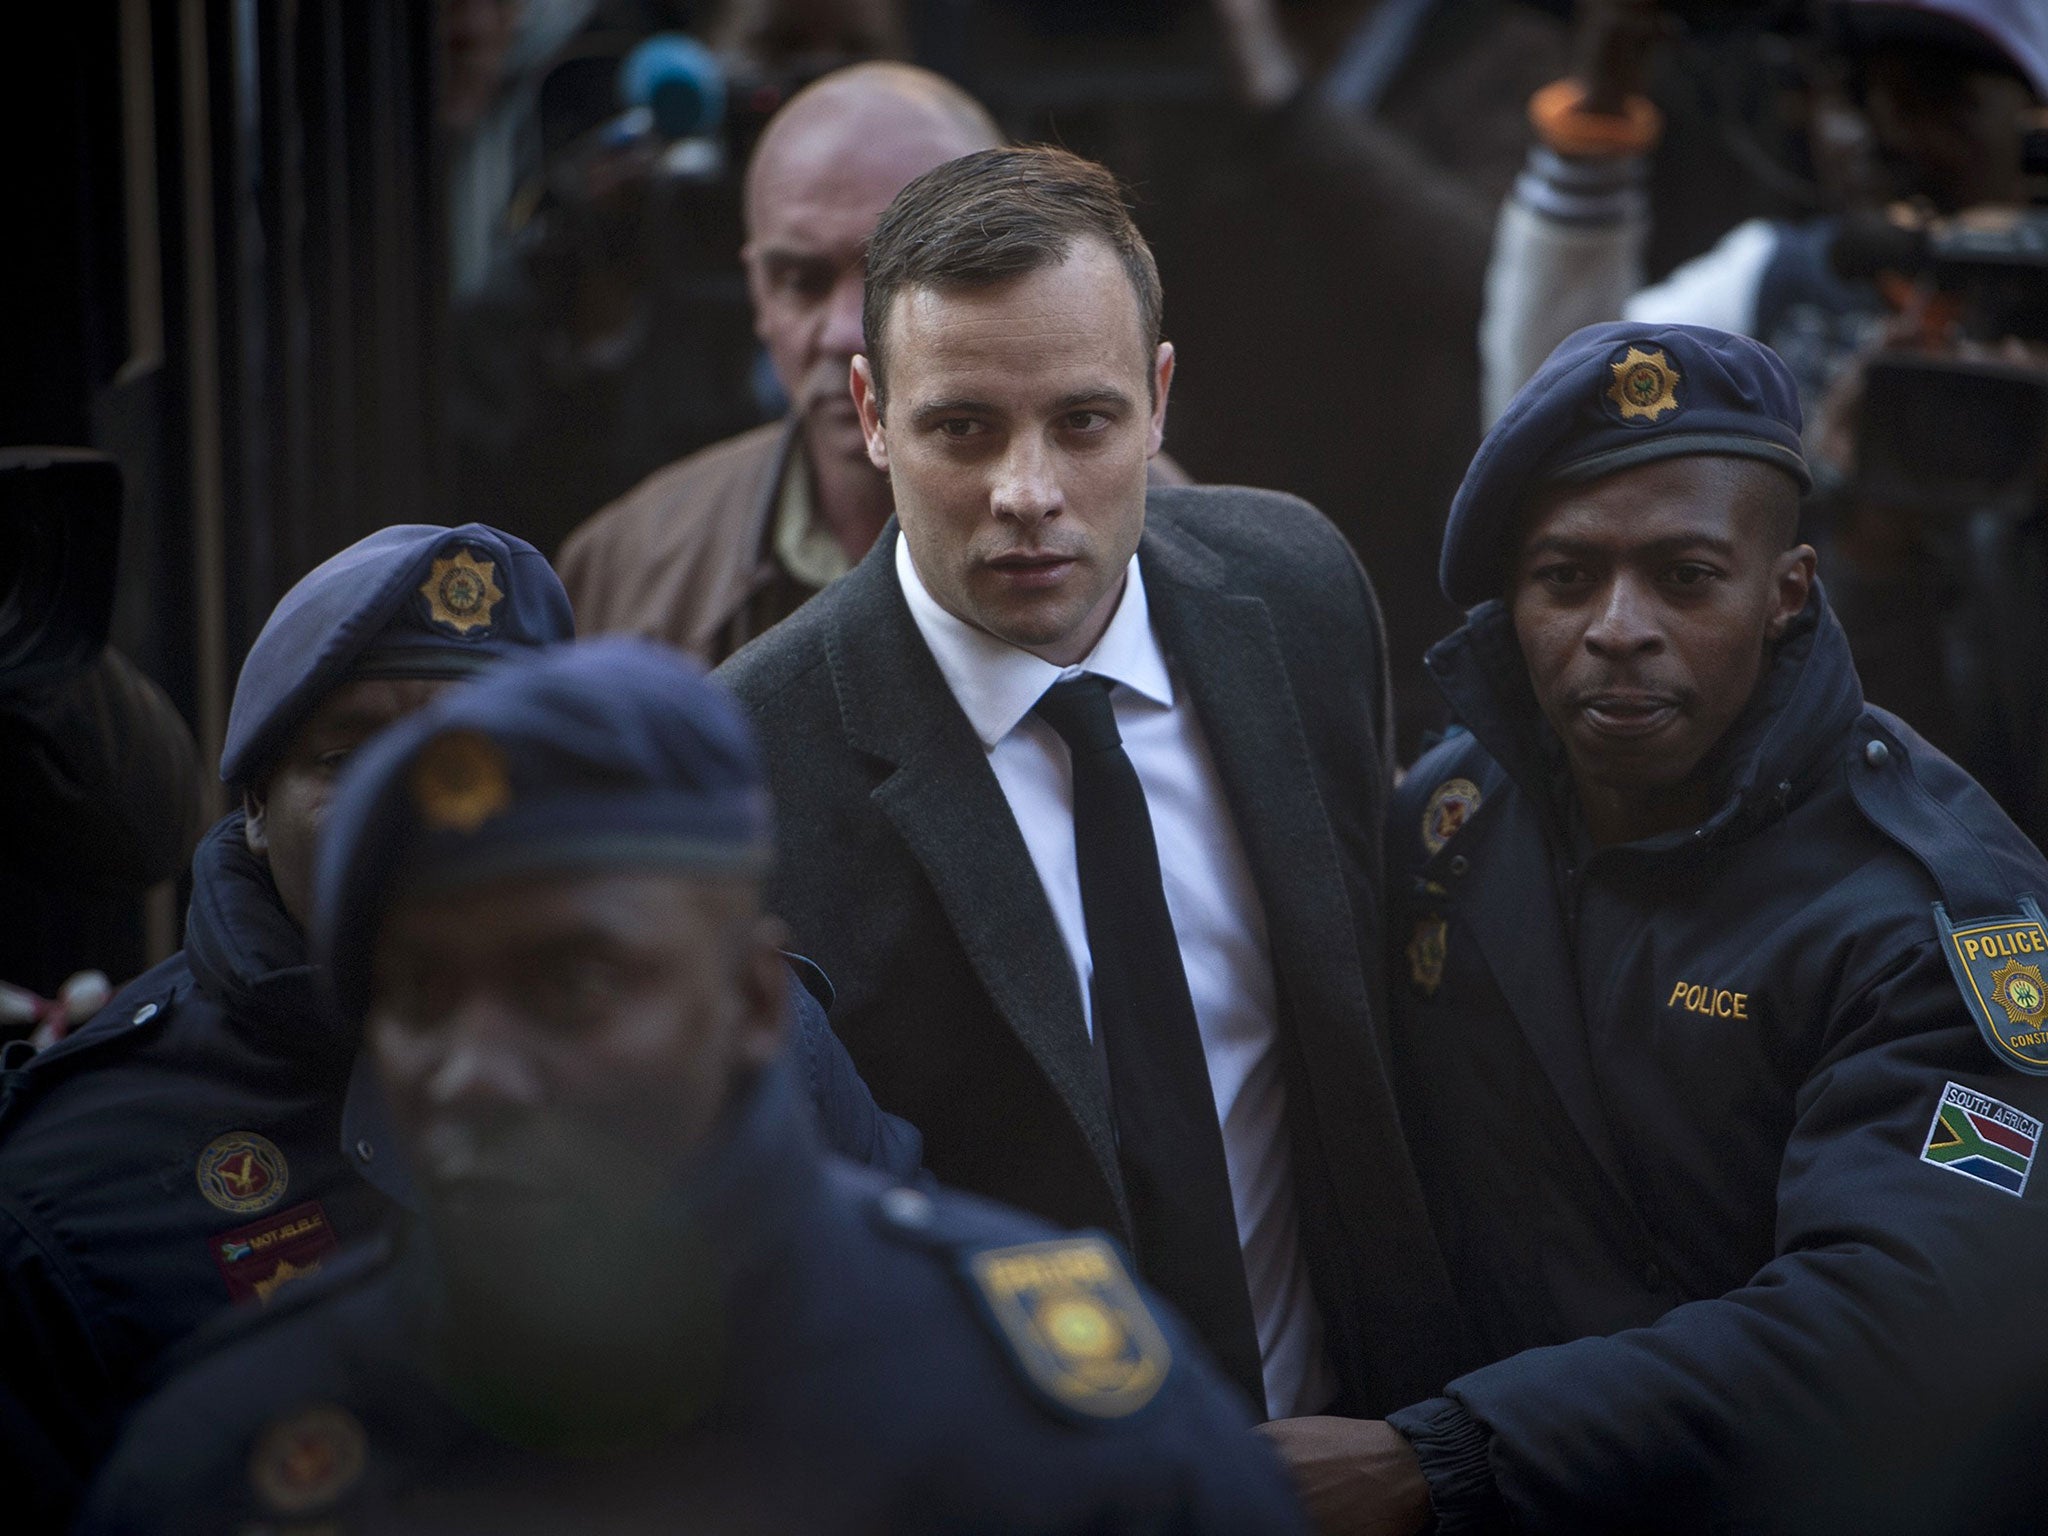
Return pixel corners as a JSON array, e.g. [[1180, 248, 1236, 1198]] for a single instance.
[[79, 1053, 1306, 1536], [1383, 588, 2048, 1533], [0, 815, 922, 1532]]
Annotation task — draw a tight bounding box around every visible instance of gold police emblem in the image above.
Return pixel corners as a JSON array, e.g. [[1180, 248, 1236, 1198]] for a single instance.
[[1992, 957, 2048, 1029], [196, 1131, 289, 1216], [1408, 916, 1447, 997], [1421, 778, 1482, 856], [419, 546, 504, 635], [249, 1403, 367, 1516], [969, 1237, 1171, 1419], [411, 728, 512, 833], [1607, 345, 1682, 423]]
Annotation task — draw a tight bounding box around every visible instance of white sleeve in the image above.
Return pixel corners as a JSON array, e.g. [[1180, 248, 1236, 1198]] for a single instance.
[[1479, 148, 1650, 427], [1622, 217, 1778, 334], [1481, 199, 1648, 426]]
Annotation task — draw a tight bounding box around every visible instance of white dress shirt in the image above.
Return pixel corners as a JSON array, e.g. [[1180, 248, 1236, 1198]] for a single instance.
[[895, 533, 1336, 1418]]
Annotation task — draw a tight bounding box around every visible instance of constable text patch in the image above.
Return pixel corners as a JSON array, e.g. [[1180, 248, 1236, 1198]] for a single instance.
[[1920, 1081, 2039, 1197]]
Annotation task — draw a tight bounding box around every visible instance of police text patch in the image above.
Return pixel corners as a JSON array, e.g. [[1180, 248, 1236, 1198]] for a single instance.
[[967, 1237, 1171, 1419], [1920, 1081, 2039, 1197], [1933, 900, 2048, 1075]]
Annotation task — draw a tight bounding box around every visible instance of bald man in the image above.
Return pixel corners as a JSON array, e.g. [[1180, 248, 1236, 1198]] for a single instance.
[[557, 63, 1003, 660]]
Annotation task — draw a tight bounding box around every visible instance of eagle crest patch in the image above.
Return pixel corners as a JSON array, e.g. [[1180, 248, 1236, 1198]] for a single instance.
[[1421, 779, 1481, 856]]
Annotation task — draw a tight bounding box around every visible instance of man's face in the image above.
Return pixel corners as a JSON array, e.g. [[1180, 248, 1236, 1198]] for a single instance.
[[1510, 456, 1815, 801], [244, 677, 451, 930], [367, 871, 786, 1240], [851, 239, 1173, 667], [743, 125, 969, 469]]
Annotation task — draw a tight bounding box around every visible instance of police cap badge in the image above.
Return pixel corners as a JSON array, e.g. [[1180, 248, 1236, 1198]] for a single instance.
[[419, 546, 505, 636], [249, 1403, 367, 1516], [411, 728, 513, 833], [1606, 345, 1682, 424]]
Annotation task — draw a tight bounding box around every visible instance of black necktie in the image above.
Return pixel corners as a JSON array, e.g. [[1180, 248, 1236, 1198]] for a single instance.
[[1033, 674, 1266, 1407]]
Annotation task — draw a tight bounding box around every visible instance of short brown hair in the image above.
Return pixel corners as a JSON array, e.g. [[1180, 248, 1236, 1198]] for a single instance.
[[860, 145, 1163, 408]]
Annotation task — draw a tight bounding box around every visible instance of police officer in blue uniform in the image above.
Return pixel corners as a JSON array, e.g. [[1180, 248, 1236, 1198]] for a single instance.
[[0, 527, 919, 1532], [1266, 323, 2048, 1534], [80, 639, 1305, 1536]]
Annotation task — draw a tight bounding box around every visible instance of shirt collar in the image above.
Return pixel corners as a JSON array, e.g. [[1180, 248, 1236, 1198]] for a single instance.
[[894, 530, 1173, 750], [772, 435, 852, 592]]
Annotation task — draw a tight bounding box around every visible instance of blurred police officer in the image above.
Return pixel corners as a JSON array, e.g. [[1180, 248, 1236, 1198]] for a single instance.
[[0, 524, 916, 1530], [1266, 324, 2048, 1534], [81, 639, 1307, 1536], [0, 524, 568, 1530]]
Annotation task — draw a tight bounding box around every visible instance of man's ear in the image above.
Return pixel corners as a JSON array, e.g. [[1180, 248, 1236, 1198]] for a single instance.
[[850, 355, 889, 473], [1147, 341, 1175, 459], [740, 244, 772, 345], [241, 786, 270, 863], [1767, 543, 1818, 641]]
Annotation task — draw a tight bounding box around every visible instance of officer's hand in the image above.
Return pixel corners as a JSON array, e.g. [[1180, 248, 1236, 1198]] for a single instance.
[[1254, 1415, 1430, 1536]]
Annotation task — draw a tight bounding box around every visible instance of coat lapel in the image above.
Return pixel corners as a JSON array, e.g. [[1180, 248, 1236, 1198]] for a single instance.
[[822, 531, 1124, 1220], [1142, 525, 1418, 1254]]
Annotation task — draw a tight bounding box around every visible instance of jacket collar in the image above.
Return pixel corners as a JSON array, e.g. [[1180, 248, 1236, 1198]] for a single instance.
[[1425, 582, 1866, 854], [183, 812, 338, 1053]]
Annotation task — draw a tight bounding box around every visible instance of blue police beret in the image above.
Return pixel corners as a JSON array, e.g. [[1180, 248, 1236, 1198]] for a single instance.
[[313, 637, 772, 1024], [1440, 322, 1811, 607], [219, 523, 573, 786]]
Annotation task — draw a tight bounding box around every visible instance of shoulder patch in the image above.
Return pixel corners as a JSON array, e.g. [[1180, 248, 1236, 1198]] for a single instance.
[[1934, 899, 2048, 1075], [966, 1237, 1172, 1421], [1920, 1080, 2039, 1196], [1421, 778, 1482, 855]]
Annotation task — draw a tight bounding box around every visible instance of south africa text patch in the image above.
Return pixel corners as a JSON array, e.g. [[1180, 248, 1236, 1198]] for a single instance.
[[1920, 1081, 2039, 1197]]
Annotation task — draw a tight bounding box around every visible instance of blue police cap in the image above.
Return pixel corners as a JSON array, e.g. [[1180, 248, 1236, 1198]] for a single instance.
[[313, 637, 773, 1024], [1440, 322, 1811, 607], [219, 523, 573, 786]]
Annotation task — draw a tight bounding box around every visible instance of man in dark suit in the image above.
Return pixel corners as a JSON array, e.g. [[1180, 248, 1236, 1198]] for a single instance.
[[717, 146, 1467, 1489]]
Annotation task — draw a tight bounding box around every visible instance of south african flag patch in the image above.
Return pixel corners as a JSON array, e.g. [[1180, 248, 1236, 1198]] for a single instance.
[[1920, 1081, 2040, 1197]]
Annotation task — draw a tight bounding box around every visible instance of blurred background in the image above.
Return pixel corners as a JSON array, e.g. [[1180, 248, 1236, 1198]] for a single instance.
[[7, 0, 2046, 996]]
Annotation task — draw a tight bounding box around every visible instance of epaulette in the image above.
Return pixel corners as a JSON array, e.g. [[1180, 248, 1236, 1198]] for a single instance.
[[867, 1187, 1174, 1422], [0, 970, 191, 1128], [1848, 710, 2048, 1076]]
